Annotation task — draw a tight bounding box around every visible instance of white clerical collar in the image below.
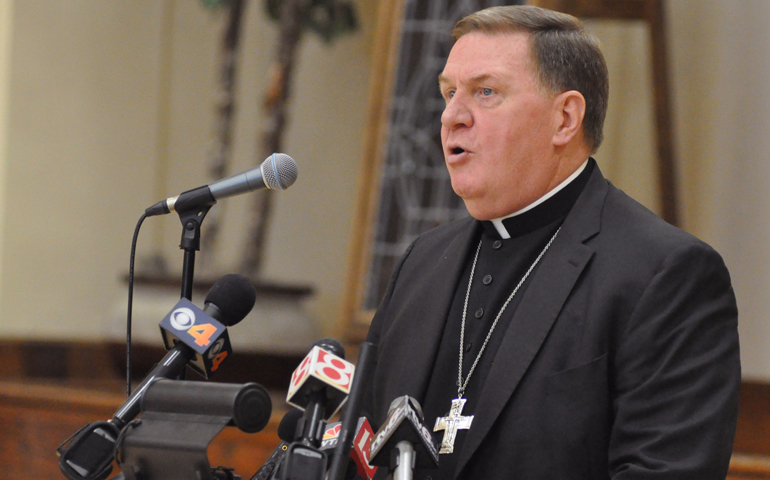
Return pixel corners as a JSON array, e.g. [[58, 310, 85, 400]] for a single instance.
[[490, 159, 589, 239]]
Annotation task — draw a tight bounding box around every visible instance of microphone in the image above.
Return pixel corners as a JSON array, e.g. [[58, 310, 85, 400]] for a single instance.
[[145, 153, 298, 217], [350, 418, 378, 480], [114, 273, 257, 427], [287, 338, 355, 443], [327, 342, 377, 480], [57, 274, 256, 480], [369, 396, 439, 480], [251, 409, 304, 480], [280, 339, 355, 480], [320, 417, 377, 480]]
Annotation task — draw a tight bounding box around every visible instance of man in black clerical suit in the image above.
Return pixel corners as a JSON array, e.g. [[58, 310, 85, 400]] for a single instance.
[[364, 5, 739, 480]]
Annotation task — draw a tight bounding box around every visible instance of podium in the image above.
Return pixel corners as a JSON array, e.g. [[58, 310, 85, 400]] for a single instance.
[[0, 380, 281, 479]]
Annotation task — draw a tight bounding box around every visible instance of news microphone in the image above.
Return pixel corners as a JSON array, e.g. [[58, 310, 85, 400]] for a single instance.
[[114, 273, 257, 427], [145, 153, 298, 217], [251, 409, 304, 480], [280, 339, 355, 480], [327, 342, 377, 480], [320, 417, 377, 480], [57, 274, 256, 480], [318, 423, 358, 480], [287, 339, 355, 443], [369, 397, 439, 480]]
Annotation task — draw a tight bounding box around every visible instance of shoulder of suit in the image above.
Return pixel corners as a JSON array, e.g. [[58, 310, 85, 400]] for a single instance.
[[600, 181, 720, 259]]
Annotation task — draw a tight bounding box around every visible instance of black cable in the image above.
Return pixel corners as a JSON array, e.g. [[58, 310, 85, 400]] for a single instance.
[[113, 419, 142, 465], [126, 212, 147, 398]]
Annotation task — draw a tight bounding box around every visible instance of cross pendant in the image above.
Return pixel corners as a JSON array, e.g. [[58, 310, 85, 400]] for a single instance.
[[433, 397, 474, 454]]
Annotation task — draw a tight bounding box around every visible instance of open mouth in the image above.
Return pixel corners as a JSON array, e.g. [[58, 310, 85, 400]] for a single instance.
[[450, 147, 466, 155]]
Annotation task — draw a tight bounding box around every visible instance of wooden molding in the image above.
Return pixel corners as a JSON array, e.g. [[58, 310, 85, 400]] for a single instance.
[[128, 273, 314, 299], [341, 0, 406, 343], [0, 340, 304, 392]]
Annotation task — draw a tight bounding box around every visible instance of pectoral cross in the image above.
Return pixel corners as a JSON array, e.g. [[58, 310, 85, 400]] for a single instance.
[[433, 398, 474, 454]]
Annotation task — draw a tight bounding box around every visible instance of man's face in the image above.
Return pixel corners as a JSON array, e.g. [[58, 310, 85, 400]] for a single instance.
[[439, 32, 561, 220]]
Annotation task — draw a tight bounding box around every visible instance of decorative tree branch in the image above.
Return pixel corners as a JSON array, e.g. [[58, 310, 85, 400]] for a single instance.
[[200, 0, 247, 269], [232, 0, 358, 277], [238, 0, 309, 275]]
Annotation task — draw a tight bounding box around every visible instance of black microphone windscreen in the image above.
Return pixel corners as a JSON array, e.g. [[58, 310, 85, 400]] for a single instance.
[[314, 338, 345, 359], [278, 409, 304, 442], [204, 274, 257, 326]]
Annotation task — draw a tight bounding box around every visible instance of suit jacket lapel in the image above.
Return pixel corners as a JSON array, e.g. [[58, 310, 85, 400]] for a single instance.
[[455, 167, 608, 475], [374, 218, 480, 417]]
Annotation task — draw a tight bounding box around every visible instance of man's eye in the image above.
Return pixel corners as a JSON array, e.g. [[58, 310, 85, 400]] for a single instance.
[[447, 90, 455, 99], [481, 88, 493, 96]]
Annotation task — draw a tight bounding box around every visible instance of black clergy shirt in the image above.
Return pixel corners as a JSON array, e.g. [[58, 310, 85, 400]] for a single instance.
[[419, 160, 594, 480]]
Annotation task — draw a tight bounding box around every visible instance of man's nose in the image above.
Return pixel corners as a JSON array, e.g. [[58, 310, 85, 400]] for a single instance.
[[441, 94, 472, 130]]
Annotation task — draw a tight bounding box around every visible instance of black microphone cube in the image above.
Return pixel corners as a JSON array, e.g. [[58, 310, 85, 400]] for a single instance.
[[159, 298, 233, 379]]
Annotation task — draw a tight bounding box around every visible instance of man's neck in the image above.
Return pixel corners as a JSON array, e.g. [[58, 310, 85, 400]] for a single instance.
[[489, 158, 589, 239]]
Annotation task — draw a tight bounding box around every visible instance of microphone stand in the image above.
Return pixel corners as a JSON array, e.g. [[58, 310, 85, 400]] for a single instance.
[[298, 389, 327, 448], [177, 206, 212, 301], [392, 441, 415, 480], [59, 199, 220, 480], [172, 204, 212, 382], [327, 342, 376, 480], [277, 390, 327, 479]]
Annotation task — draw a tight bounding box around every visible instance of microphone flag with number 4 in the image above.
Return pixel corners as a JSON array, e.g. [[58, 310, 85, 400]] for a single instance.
[[159, 297, 232, 379], [286, 345, 355, 420]]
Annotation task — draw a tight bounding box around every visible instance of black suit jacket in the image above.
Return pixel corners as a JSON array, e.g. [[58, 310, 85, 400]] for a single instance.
[[365, 164, 740, 479]]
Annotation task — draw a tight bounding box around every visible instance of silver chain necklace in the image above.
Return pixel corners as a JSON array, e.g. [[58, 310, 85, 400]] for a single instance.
[[433, 226, 561, 454], [458, 226, 561, 397]]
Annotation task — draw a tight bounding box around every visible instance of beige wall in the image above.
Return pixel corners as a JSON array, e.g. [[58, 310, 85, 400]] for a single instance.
[[0, 0, 13, 304], [0, 0, 375, 341], [590, 20, 657, 215], [670, 0, 770, 382], [0, 2, 163, 338], [0, 0, 768, 379], [588, 0, 770, 380]]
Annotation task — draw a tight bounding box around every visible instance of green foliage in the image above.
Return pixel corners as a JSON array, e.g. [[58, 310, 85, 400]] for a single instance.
[[201, 0, 233, 10], [264, 0, 359, 43]]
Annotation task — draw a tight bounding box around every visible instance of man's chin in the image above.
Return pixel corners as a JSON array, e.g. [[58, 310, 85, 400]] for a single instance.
[[452, 184, 501, 219], [460, 198, 499, 221]]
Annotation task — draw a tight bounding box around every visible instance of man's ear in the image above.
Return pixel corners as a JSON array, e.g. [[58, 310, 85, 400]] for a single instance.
[[552, 90, 586, 147]]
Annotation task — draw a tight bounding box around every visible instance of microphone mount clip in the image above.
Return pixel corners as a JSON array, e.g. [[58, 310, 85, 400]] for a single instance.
[[177, 202, 212, 300]]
